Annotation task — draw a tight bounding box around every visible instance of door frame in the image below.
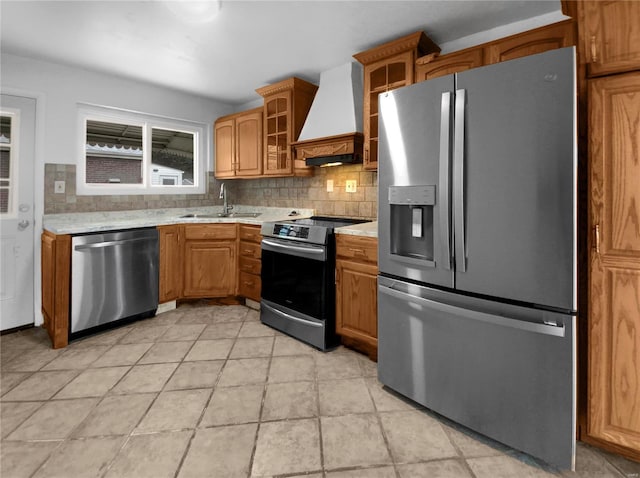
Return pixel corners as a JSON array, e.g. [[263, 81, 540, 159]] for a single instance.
[[2, 87, 46, 327]]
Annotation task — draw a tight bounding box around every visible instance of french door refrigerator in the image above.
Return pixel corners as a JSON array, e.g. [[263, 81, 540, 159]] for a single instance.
[[377, 47, 577, 470]]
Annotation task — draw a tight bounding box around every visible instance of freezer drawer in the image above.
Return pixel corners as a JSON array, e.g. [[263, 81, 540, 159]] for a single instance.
[[378, 278, 575, 469]]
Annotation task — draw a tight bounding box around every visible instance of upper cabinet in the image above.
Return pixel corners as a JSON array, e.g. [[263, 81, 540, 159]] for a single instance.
[[416, 47, 484, 81], [354, 31, 441, 171], [578, 1, 640, 77], [256, 77, 318, 177], [214, 107, 263, 179]]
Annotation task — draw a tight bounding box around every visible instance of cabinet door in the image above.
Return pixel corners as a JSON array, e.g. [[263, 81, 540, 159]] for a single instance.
[[363, 51, 414, 171], [580, 1, 640, 77], [239, 271, 261, 302], [588, 72, 640, 457], [158, 225, 182, 303], [41, 232, 55, 327], [416, 48, 484, 82], [263, 93, 293, 176], [40, 231, 70, 349], [336, 259, 378, 347], [486, 20, 575, 65], [214, 118, 235, 178], [183, 240, 236, 298], [236, 109, 263, 177]]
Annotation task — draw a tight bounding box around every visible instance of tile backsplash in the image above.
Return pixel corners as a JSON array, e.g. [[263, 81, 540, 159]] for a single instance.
[[44, 163, 377, 219]]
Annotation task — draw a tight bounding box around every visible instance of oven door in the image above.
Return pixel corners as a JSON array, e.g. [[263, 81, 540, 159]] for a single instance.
[[260, 238, 329, 320]]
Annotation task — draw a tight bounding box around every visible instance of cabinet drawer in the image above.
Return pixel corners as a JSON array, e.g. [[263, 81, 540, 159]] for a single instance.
[[239, 256, 261, 275], [239, 271, 261, 302], [336, 235, 378, 264], [239, 241, 261, 259], [184, 224, 237, 240], [239, 225, 262, 243]]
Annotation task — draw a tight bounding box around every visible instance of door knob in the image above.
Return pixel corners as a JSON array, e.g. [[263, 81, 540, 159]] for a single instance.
[[18, 220, 30, 231]]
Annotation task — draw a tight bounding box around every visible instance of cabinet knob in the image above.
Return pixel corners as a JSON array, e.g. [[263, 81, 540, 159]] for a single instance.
[[594, 224, 601, 254]]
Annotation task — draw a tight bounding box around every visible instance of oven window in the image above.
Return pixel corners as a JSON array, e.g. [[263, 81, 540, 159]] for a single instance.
[[261, 249, 328, 319]]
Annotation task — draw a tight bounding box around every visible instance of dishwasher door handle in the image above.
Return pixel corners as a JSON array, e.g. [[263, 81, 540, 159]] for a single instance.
[[74, 237, 155, 251]]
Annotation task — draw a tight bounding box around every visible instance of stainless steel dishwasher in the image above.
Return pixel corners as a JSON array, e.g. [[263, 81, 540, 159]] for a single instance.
[[71, 228, 159, 336]]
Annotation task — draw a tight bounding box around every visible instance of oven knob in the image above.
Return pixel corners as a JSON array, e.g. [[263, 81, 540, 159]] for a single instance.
[[290, 231, 297, 237]]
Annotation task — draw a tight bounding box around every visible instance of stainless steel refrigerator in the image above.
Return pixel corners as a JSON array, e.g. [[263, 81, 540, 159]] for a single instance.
[[377, 47, 577, 470]]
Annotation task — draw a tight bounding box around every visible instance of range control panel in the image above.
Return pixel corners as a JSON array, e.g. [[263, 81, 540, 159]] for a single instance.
[[273, 224, 310, 239]]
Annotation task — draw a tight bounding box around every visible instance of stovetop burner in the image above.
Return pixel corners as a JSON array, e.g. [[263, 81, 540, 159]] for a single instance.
[[289, 216, 368, 229]]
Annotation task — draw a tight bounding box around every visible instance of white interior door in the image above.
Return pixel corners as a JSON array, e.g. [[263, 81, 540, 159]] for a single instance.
[[1, 94, 36, 331]]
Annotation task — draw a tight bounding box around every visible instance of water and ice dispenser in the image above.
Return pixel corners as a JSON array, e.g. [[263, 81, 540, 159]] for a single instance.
[[389, 185, 436, 266]]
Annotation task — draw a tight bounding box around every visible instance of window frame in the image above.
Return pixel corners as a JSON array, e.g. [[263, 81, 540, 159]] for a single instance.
[[77, 105, 207, 196], [0, 108, 20, 217]]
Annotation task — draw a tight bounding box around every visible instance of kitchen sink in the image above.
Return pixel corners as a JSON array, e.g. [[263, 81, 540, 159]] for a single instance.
[[179, 212, 261, 219]]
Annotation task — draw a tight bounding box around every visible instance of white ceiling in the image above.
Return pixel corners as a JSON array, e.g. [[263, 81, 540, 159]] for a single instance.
[[0, 1, 563, 105]]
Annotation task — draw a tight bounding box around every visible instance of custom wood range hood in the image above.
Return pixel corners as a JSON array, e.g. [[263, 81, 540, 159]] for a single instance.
[[292, 62, 364, 167]]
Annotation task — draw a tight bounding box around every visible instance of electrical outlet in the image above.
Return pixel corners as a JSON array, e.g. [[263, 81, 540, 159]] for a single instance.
[[326, 179, 334, 192], [346, 180, 357, 193], [54, 181, 65, 194]]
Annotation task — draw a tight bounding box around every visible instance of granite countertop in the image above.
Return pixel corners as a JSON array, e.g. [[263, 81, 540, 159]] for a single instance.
[[43, 206, 315, 235], [335, 221, 378, 238]]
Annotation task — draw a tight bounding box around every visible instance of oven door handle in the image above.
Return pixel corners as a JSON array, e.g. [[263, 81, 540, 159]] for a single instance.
[[261, 238, 327, 261], [262, 302, 323, 328]]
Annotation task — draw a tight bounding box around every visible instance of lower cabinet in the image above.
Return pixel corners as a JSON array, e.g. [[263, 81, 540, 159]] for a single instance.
[[182, 224, 237, 298], [158, 225, 182, 303], [238, 225, 262, 302], [41, 231, 71, 349], [335, 234, 378, 360]]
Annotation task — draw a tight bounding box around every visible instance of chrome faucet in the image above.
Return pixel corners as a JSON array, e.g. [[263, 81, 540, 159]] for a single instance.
[[219, 182, 233, 216]]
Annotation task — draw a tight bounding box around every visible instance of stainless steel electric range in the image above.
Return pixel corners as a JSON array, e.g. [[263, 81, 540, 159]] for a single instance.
[[260, 216, 367, 350]]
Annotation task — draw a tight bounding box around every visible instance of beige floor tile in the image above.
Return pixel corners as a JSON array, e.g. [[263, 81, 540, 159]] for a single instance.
[[319, 378, 375, 416], [6, 397, 98, 440], [467, 454, 558, 478], [1, 370, 79, 401], [119, 325, 171, 344], [105, 430, 192, 478], [70, 326, 133, 347], [326, 466, 397, 477], [380, 410, 458, 463], [136, 388, 210, 432], [178, 424, 256, 477], [0, 401, 43, 438], [184, 339, 234, 361], [217, 358, 269, 387], [594, 446, 640, 477], [0, 371, 30, 395], [230, 336, 274, 358], [365, 377, 417, 412], [90, 343, 152, 367], [321, 414, 392, 470], [164, 360, 224, 390], [200, 384, 263, 426], [316, 352, 363, 380], [41, 345, 110, 370], [238, 321, 276, 337], [112, 363, 178, 394], [177, 309, 217, 325], [33, 436, 126, 478], [358, 355, 379, 377], [262, 381, 317, 421], [158, 324, 205, 342], [138, 341, 194, 364], [397, 460, 473, 478], [199, 322, 242, 340], [272, 335, 316, 356], [2, 348, 62, 372], [73, 393, 156, 437], [252, 419, 321, 477], [244, 308, 260, 321], [54, 366, 130, 398], [0, 441, 61, 478], [213, 305, 249, 323], [444, 424, 509, 458], [269, 355, 315, 383]]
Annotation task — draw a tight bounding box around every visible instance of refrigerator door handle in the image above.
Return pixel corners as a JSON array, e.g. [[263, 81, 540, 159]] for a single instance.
[[439, 91, 452, 270], [454, 88, 467, 272], [379, 283, 565, 337]]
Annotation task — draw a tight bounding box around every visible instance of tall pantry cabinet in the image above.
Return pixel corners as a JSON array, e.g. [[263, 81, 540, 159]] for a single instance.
[[575, 0, 640, 461]]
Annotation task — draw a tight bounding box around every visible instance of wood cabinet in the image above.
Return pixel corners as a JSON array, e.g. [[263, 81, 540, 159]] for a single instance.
[[586, 71, 640, 460], [354, 31, 440, 171], [158, 225, 182, 303], [256, 77, 318, 177], [182, 224, 237, 298], [238, 224, 262, 302], [214, 108, 263, 178], [578, 1, 640, 77], [335, 234, 378, 360], [41, 231, 71, 349], [416, 47, 484, 81]]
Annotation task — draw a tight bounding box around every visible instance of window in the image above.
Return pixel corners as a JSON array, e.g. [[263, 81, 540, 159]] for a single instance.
[[78, 105, 206, 195], [0, 112, 17, 214]]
